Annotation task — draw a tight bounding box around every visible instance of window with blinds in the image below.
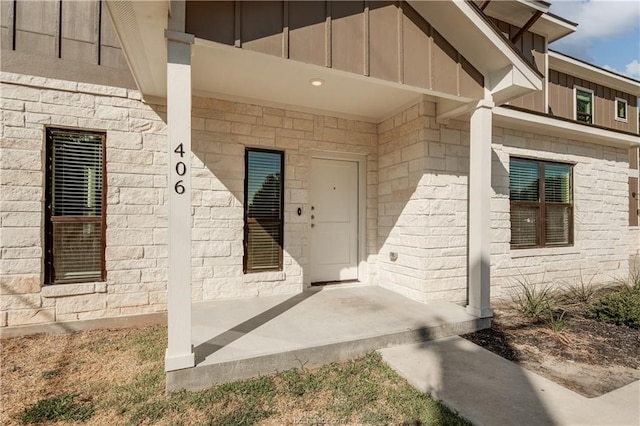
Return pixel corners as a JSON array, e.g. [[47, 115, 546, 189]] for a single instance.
[[509, 158, 573, 248], [244, 149, 284, 272], [575, 88, 593, 124], [45, 128, 105, 284]]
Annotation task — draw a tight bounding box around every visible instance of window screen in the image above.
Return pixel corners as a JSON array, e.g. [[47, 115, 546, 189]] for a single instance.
[[510, 158, 573, 248], [244, 149, 284, 272], [46, 128, 105, 283]]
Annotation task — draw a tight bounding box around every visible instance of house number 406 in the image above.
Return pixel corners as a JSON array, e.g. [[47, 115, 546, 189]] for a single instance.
[[173, 143, 187, 194]]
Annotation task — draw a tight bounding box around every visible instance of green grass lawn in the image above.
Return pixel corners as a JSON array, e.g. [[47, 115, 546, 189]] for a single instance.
[[2, 325, 470, 426]]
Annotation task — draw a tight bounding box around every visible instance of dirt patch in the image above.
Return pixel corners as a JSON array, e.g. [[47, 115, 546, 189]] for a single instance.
[[462, 299, 640, 397]]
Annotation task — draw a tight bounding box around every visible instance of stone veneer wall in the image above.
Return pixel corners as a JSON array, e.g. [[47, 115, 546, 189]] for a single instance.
[[0, 73, 379, 327], [377, 100, 470, 304], [1, 73, 168, 327], [188, 97, 378, 301], [491, 126, 630, 297]]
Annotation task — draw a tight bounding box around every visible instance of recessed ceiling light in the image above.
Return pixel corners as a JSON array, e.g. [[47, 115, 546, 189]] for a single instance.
[[310, 78, 324, 87]]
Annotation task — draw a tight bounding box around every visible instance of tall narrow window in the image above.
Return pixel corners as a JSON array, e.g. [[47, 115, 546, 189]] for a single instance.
[[575, 87, 593, 124], [615, 98, 628, 122], [45, 128, 106, 284], [510, 158, 573, 248], [244, 148, 284, 272]]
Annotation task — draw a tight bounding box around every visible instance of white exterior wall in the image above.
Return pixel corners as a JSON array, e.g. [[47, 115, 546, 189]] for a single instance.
[[0, 73, 168, 327], [377, 101, 469, 304], [0, 73, 380, 327], [491, 126, 630, 297], [189, 96, 378, 301], [0, 73, 634, 329]]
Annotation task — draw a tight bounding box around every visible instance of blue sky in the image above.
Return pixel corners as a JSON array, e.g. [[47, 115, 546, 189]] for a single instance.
[[549, 0, 640, 80]]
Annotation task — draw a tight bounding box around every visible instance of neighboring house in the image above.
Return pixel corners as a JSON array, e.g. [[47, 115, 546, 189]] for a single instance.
[[1, 0, 639, 372]]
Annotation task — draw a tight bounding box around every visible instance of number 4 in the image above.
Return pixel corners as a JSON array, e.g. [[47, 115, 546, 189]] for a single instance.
[[174, 143, 185, 157]]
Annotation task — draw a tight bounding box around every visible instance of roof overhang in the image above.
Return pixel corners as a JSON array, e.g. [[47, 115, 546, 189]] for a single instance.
[[408, 0, 543, 105], [549, 51, 640, 97], [477, 0, 576, 42], [106, 0, 544, 121], [494, 106, 640, 149]]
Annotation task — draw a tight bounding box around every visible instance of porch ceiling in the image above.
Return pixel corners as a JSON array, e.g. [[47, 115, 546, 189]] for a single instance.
[[192, 39, 433, 123]]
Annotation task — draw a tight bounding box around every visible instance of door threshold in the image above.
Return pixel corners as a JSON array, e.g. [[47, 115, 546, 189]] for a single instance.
[[311, 279, 360, 287]]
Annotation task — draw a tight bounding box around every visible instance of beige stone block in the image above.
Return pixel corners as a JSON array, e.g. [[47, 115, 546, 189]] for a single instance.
[[0, 311, 7, 327], [0, 293, 41, 310], [0, 148, 42, 171], [0, 227, 40, 248], [95, 282, 107, 293], [0, 83, 40, 102], [40, 90, 94, 108], [107, 269, 142, 284], [7, 308, 55, 326], [55, 294, 106, 314], [77, 82, 127, 97], [0, 275, 41, 295], [107, 292, 148, 308], [41, 283, 96, 298]]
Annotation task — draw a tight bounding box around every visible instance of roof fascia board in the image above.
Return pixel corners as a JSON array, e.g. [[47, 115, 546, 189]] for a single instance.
[[549, 50, 640, 96], [494, 106, 640, 148]]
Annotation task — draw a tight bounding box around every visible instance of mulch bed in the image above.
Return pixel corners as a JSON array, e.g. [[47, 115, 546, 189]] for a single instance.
[[462, 301, 640, 397]]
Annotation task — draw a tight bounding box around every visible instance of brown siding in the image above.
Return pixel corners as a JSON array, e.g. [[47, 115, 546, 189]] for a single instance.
[[548, 69, 639, 133], [490, 18, 546, 113], [186, 0, 484, 100], [1, 1, 133, 87]]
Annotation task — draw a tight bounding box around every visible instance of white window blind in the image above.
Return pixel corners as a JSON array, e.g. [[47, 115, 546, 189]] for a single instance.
[[47, 129, 104, 283], [510, 158, 572, 248], [245, 149, 283, 272]]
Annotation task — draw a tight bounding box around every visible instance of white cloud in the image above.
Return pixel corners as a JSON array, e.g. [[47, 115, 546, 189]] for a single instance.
[[601, 60, 640, 79], [625, 60, 640, 79], [550, 0, 640, 60]]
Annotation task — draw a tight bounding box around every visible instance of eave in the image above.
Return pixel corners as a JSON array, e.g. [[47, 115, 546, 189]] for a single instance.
[[549, 50, 640, 97], [494, 106, 640, 149]]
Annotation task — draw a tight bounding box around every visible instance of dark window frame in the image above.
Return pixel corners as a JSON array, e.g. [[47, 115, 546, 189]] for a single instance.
[[509, 157, 574, 249], [45, 127, 107, 284], [575, 86, 594, 124], [243, 147, 285, 273], [615, 97, 628, 122]]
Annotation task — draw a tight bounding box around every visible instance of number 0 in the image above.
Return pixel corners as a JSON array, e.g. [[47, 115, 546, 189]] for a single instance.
[[175, 161, 186, 176], [174, 180, 185, 194]]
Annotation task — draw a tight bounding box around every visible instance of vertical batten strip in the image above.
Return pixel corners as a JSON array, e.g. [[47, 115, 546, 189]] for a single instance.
[[56, 0, 62, 58], [234, 1, 241, 47], [397, 1, 403, 83], [11, 0, 16, 50], [364, 1, 369, 76], [283, 0, 289, 59], [325, 1, 331, 68], [427, 25, 433, 90], [96, 0, 102, 65], [456, 52, 461, 96]]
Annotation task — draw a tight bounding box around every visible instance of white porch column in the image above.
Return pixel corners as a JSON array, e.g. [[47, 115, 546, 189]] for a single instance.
[[164, 24, 195, 371], [467, 99, 494, 319]]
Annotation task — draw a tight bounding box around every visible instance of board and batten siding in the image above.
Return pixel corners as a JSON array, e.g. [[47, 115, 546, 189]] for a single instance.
[[0, 0, 133, 88], [185, 0, 484, 100], [548, 69, 638, 134], [489, 18, 546, 113]]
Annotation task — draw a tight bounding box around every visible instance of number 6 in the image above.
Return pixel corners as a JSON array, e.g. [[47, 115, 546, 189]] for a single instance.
[[174, 180, 185, 194]]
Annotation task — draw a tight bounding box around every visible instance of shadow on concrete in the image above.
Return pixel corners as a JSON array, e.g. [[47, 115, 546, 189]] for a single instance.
[[193, 289, 321, 364], [406, 322, 556, 426]]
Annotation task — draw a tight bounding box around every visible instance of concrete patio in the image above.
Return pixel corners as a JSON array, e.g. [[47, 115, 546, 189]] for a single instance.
[[166, 285, 490, 391]]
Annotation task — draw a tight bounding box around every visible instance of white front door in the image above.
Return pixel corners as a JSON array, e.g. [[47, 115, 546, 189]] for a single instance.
[[310, 158, 359, 283]]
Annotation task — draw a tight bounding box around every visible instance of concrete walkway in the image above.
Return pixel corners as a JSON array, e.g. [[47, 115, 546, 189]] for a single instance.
[[166, 286, 489, 391], [380, 336, 640, 426]]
